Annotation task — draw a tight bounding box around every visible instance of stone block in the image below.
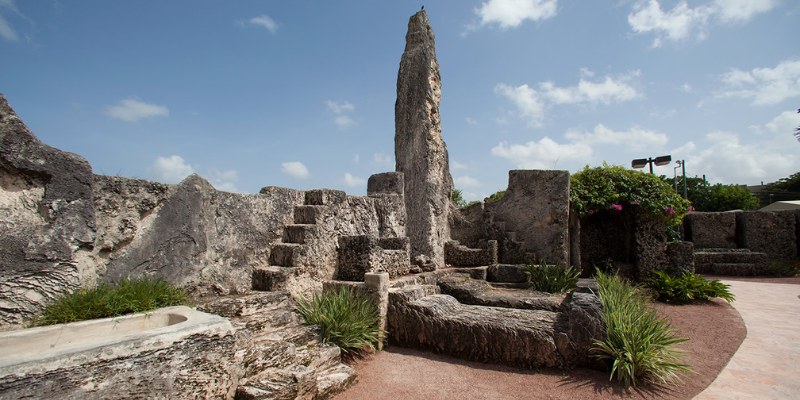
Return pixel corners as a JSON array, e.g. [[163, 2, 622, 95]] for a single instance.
[[684, 212, 737, 249], [487, 264, 528, 283], [737, 211, 797, 260], [367, 172, 404, 196], [444, 240, 498, 267], [665, 241, 694, 275]]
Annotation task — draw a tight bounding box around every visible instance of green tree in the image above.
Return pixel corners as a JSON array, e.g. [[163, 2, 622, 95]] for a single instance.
[[451, 189, 468, 208], [766, 171, 800, 192], [700, 184, 759, 211]]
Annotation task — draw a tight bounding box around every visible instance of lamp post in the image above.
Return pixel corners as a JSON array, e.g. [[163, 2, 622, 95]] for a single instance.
[[631, 155, 672, 174], [673, 160, 687, 198]]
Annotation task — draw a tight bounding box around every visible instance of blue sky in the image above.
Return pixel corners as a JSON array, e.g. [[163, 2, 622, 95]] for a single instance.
[[1, 0, 798, 200]]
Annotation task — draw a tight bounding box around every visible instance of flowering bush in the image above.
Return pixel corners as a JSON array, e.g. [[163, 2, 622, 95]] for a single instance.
[[570, 164, 690, 226]]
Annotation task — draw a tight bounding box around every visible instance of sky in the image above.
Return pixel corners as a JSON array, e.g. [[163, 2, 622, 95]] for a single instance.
[[1, 0, 798, 201]]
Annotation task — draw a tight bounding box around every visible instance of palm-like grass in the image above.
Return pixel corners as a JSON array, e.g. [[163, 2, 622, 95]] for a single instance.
[[295, 286, 382, 354], [33, 277, 186, 326], [592, 270, 690, 388], [524, 261, 580, 293], [648, 270, 735, 304]]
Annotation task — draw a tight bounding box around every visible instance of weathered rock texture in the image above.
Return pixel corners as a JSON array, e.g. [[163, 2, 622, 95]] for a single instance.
[[387, 280, 605, 369], [0, 94, 96, 325], [197, 292, 356, 399], [684, 212, 737, 249], [737, 211, 798, 260], [0, 307, 240, 399], [395, 10, 453, 271], [451, 170, 571, 266], [336, 236, 411, 281]]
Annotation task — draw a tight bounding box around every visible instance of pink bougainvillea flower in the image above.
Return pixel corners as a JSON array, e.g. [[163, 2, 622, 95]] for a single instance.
[[610, 203, 623, 212], [664, 206, 675, 216]]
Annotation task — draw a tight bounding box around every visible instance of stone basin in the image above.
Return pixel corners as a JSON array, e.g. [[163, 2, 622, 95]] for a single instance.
[[0, 306, 241, 399]]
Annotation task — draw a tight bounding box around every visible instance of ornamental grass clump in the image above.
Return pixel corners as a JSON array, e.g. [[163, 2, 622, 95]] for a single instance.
[[647, 270, 735, 304], [524, 261, 580, 293], [33, 277, 187, 327], [296, 286, 382, 355], [592, 270, 690, 388]]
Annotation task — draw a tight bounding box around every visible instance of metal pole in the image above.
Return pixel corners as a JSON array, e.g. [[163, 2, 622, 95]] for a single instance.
[[681, 160, 687, 199], [649, 158, 654, 174]]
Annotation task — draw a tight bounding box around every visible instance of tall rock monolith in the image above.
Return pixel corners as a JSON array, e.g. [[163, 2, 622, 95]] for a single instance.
[[394, 11, 453, 270]]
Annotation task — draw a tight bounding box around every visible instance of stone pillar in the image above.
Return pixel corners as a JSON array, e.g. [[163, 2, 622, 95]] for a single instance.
[[364, 272, 389, 350], [394, 11, 453, 270]]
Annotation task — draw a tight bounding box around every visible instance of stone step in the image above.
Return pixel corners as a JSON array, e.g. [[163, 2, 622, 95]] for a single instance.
[[252, 266, 298, 291], [709, 263, 769, 276], [694, 250, 768, 264], [284, 224, 316, 244], [294, 205, 325, 224], [269, 243, 303, 267], [305, 189, 346, 206]]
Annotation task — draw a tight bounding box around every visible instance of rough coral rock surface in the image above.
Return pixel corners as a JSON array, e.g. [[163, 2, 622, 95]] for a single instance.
[[0, 94, 96, 325], [394, 11, 453, 271]]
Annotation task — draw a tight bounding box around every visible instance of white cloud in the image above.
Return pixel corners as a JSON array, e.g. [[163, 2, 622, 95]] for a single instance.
[[151, 155, 194, 184], [713, 0, 778, 23], [452, 161, 468, 170], [474, 0, 558, 29], [334, 115, 357, 130], [496, 72, 641, 126], [681, 83, 693, 92], [491, 137, 592, 169], [455, 176, 481, 188], [281, 161, 309, 179], [628, 0, 779, 47], [343, 173, 366, 188], [106, 98, 169, 122], [540, 73, 641, 105], [628, 0, 711, 47], [372, 152, 393, 166], [717, 59, 800, 105], [326, 100, 357, 130], [675, 111, 800, 184], [495, 83, 545, 127], [0, 13, 17, 41], [764, 110, 800, 135], [565, 124, 668, 151], [249, 15, 278, 33], [352, 153, 360, 164], [465, 117, 478, 125], [207, 168, 239, 192]]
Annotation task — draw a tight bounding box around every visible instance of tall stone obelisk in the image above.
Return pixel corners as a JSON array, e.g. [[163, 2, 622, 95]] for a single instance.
[[394, 10, 453, 270]]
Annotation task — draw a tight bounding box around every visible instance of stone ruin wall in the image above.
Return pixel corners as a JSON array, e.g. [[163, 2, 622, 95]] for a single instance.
[[450, 170, 571, 266], [685, 210, 800, 260], [0, 94, 407, 327]]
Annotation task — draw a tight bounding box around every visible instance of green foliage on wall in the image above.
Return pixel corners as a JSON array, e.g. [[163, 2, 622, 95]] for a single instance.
[[570, 164, 690, 226]]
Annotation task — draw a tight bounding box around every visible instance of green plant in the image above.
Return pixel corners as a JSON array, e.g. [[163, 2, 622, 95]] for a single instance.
[[647, 271, 735, 304], [485, 190, 506, 203], [295, 286, 382, 355], [570, 164, 690, 226], [768, 260, 800, 277], [452, 188, 480, 208], [524, 261, 580, 293], [592, 270, 690, 388], [33, 277, 186, 326]]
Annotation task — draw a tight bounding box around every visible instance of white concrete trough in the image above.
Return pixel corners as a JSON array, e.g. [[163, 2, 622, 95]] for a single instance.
[[0, 306, 242, 399]]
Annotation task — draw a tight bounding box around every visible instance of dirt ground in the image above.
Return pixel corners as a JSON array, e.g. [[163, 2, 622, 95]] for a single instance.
[[336, 275, 799, 400]]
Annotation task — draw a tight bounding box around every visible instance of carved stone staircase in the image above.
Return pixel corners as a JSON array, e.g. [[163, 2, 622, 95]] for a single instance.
[[694, 248, 769, 276], [252, 196, 330, 291]]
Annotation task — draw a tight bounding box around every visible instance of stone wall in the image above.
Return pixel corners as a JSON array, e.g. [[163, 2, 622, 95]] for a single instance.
[[0, 95, 96, 326], [684, 210, 799, 261], [450, 170, 571, 266], [683, 212, 737, 249]]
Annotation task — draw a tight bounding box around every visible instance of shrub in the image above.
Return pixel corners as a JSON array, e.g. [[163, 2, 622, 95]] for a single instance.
[[524, 261, 580, 293], [485, 190, 506, 203], [592, 270, 690, 388], [647, 271, 735, 304], [570, 164, 690, 226], [296, 286, 382, 355], [33, 277, 186, 326], [768, 260, 800, 277]]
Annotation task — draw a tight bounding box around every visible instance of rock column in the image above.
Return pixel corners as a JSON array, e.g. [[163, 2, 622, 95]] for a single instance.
[[394, 10, 453, 270]]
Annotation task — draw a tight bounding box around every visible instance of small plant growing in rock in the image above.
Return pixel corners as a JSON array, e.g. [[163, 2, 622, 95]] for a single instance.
[[524, 261, 580, 293], [33, 277, 187, 326], [295, 286, 382, 355], [647, 271, 734, 304], [767, 260, 800, 277], [592, 270, 690, 388]]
